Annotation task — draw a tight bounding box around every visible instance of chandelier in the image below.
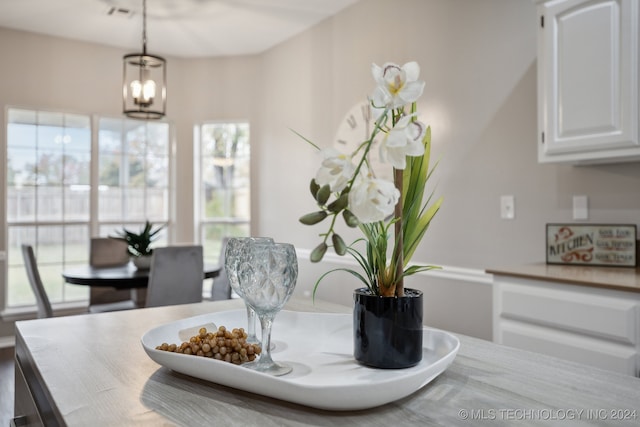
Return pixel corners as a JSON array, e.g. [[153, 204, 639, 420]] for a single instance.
[[122, 0, 166, 119]]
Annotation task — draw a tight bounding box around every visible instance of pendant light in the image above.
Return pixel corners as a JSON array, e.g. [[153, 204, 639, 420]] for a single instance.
[[122, 0, 166, 119]]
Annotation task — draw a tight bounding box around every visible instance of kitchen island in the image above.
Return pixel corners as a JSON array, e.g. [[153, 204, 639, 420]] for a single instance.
[[14, 297, 640, 426]]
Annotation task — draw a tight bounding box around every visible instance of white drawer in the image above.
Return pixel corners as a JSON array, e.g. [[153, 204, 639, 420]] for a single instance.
[[499, 320, 637, 376], [497, 281, 638, 345]]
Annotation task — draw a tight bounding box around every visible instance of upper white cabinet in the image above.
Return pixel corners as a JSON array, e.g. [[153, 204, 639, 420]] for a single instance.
[[536, 0, 640, 164]]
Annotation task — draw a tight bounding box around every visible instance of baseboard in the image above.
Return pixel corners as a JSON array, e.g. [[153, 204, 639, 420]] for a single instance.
[[0, 335, 15, 349]]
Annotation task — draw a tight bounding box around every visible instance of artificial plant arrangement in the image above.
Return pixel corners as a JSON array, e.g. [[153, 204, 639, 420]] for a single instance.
[[111, 220, 165, 258], [299, 61, 442, 298]]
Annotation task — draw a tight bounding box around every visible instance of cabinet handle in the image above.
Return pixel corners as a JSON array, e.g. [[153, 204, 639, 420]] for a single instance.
[[540, 15, 544, 28]]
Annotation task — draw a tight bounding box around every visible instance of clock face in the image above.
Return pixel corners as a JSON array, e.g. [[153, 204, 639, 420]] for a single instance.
[[334, 102, 392, 181]]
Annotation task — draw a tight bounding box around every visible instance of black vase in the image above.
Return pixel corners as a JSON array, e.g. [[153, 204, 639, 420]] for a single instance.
[[353, 287, 423, 369]]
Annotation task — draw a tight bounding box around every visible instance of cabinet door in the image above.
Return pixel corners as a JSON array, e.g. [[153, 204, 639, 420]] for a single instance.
[[538, 0, 639, 163]]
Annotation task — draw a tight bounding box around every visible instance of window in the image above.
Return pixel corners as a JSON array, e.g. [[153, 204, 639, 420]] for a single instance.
[[196, 122, 250, 264], [6, 109, 92, 307], [97, 118, 170, 239], [5, 109, 171, 310]]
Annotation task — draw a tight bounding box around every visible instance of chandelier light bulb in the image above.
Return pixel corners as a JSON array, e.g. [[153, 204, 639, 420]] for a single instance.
[[142, 79, 156, 103], [131, 80, 142, 99], [130, 78, 156, 106]]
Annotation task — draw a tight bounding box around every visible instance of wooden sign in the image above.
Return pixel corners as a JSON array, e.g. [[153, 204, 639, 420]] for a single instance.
[[546, 224, 637, 267]]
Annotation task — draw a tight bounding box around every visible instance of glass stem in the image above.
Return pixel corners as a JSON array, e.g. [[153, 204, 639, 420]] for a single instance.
[[256, 314, 275, 367], [245, 305, 259, 344]]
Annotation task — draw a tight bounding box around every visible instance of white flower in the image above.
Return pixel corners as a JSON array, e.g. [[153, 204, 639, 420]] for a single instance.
[[348, 176, 400, 223], [315, 148, 355, 192], [370, 62, 425, 109], [379, 114, 426, 169]]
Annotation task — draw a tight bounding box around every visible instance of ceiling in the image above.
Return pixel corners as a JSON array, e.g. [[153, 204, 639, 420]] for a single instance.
[[0, 0, 359, 58]]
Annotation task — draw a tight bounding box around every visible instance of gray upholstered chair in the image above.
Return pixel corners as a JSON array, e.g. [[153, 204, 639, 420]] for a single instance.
[[88, 237, 138, 312], [210, 237, 232, 301], [89, 237, 130, 267], [145, 245, 204, 308], [21, 244, 54, 319], [21, 243, 135, 318]]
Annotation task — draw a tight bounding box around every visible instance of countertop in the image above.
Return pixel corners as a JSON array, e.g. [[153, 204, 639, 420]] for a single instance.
[[486, 263, 640, 294], [14, 297, 640, 426]]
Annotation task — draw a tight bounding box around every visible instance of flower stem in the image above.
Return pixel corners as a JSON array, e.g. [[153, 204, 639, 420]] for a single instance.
[[392, 108, 404, 297], [394, 167, 404, 297]]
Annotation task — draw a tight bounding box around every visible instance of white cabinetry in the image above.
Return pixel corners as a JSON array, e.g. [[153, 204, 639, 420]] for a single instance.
[[536, 0, 640, 163], [493, 275, 640, 376]]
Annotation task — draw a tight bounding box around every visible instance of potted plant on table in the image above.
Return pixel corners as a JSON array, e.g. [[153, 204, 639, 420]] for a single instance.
[[298, 61, 442, 368], [111, 220, 165, 270]]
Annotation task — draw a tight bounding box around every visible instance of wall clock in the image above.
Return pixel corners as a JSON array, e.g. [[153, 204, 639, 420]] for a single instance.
[[334, 101, 392, 180]]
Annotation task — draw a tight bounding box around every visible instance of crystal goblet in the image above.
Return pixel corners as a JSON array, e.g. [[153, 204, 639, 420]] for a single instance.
[[237, 242, 298, 376], [224, 237, 274, 344]]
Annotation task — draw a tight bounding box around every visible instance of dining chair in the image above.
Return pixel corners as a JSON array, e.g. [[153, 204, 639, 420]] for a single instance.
[[210, 237, 232, 301], [89, 237, 130, 267], [21, 243, 136, 318], [21, 245, 54, 319], [89, 237, 138, 309], [145, 245, 204, 308]]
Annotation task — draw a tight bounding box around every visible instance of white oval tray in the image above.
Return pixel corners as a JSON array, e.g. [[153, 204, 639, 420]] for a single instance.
[[141, 309, 460, 411]]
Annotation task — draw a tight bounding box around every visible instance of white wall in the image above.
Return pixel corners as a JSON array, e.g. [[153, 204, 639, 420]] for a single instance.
[[1, 0, 640, 341], [250, 0, 640, 339]]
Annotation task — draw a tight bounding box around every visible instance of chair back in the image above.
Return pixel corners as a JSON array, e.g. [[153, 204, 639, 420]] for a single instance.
[[90, 238, 130, 267], [21, 245, 54, 318], [89, 237, 132, 306], [145, 245, 204, 308], [210, 237, 231, 300]]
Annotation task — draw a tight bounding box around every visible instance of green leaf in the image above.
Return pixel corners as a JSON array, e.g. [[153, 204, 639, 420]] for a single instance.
[[110, 221, 165, 257], [299, 211, 328, 225], [311, 267, 372, 300], [309, 179, 320, 199], [331, 233, 347, 255], [400, 125, 443, 265], [316, 184, 331, 205], [327, 193, 348, 213], [342, 209, 359, 227], [310, 242, 328, 262]]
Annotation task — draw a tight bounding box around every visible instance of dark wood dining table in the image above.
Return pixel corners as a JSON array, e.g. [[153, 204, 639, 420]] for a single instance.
[[62, 262, 220, 289]]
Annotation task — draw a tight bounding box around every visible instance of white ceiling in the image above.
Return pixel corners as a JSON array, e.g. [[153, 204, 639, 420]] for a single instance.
[[0, 0, 359, 58]]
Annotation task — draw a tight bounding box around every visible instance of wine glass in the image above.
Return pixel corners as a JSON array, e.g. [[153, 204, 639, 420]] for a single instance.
[[224, 237, 274, 344], [236, 242, 298, 376]]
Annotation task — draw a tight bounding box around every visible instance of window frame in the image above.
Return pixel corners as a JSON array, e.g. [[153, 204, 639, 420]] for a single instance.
[[194, 120, 251, 266], [1, 107, 174, 314]]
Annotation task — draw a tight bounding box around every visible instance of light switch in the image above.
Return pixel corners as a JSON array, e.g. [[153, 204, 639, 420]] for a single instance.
[[573, 195, 588, 220], [500, 195, 515, 220]]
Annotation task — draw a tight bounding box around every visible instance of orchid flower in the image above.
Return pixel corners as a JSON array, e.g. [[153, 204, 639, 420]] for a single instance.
[[348, 176, 399, 223], [314, 148, 356, 193], [379, 114, 426, 169], [370, 62, 425, 109]]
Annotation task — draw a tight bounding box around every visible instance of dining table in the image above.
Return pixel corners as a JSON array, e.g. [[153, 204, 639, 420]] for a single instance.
[[62, 263, 220, 289], [62, 262, 220, 306], [13, 297, 640, 426]]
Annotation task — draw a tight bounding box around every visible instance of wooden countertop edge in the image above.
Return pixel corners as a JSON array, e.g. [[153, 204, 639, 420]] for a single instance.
[[485, 267, 640, 294]]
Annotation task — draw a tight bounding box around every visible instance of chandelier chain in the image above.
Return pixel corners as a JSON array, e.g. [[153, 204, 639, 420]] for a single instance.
[[142, 0, 147, 54]]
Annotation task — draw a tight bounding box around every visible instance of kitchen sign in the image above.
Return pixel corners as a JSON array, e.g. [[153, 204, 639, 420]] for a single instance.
[[546, 224, 637, 267]]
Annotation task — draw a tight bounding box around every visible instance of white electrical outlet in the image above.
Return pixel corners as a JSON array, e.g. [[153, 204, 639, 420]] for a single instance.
[[500, 195, 515, 219], [573, 195, 588, 220]]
